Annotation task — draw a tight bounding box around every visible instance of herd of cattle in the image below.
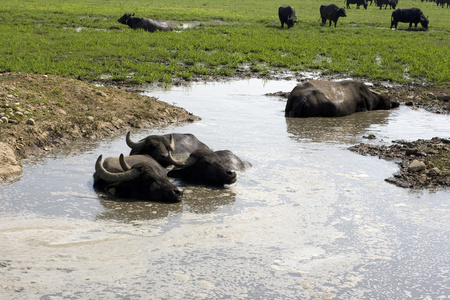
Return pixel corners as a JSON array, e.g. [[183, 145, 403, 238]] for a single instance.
[[117, 0, 442, 33], [279, 3, 430, 30], [93, 80, 399, 202]]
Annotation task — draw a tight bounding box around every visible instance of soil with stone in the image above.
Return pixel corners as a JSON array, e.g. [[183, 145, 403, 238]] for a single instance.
[[0, 72, 199, 182], [349, 138, 450, 189]]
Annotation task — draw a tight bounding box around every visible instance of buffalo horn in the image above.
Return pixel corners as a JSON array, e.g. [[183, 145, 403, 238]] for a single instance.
[[169, 134, 175, 151], [95, 155, 142, 182], [167, 151, 197, 168], [119, 153, 131, 171], [125, 131, 145, 150]]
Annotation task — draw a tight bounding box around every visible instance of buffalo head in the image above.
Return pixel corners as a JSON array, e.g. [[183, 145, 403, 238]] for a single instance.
[[167, 149, 241, 186], [118, 13, 134, 25], [126, 131, 175, 167], [94, 154, 182, 202]]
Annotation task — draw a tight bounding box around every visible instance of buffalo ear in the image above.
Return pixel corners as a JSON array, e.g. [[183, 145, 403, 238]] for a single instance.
[[132, 12, 135, 16]]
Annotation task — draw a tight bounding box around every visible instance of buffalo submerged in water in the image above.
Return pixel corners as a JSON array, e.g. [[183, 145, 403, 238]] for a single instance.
[[93, 154, 183, 202], [285, 80, 399, 118], [126, 131, 210, 168], [117, 13, 172, 32]]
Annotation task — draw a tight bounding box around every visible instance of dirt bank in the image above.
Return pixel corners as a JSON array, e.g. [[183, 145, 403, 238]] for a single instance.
[[0, 72, 198, 181], [350, 138, 450, 189]]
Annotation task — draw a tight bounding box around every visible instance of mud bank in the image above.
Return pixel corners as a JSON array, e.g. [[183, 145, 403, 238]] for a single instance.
[[350, 137, 450, 189]]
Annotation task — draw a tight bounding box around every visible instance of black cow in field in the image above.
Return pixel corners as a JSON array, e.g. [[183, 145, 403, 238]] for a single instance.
[[94, 154, 183, 202], [278, 5, 298, 28], [320, 4, 347, 27], [285, 80, 399, 118], [345, 0, 368, 9], [126, 131, 210, 167], [378, 0, 398, 9], [117, 13, 172, 32], [167, 148, 251, 187], [391, 8, 429, 30]]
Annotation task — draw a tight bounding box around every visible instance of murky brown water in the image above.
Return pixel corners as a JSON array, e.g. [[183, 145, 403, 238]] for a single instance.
[[1, 79, 449, 299]]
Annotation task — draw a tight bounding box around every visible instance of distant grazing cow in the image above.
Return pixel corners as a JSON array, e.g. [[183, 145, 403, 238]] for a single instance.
[[278, 5, 298, 28], [378, 0, 398, 9], [167, 148, 251, 187], [320, 4, 347, 27], [391, 8, 429, 30], [285, 80, 399, 118], [94, 154, 183, 202], [117, 13, 172, 32], [345, 0, 368, 9]]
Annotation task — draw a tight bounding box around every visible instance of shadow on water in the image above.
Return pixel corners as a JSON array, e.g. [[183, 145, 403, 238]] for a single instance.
[[286, 110, 391, 144], [96, 186, 236, 222]]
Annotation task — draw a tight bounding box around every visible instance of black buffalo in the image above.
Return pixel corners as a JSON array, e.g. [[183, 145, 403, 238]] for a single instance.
[[278, 5, 298, 28], [126, 131, 210, 167], [320, 4, 347, 27], [117, 13, 172, 32], [285, 80, 399, 118], [94, 154, 182, 202], [167, 148, 251, 187], [378, 0, 398, 9], [346, 0, 368, 9], [391, 8, 429, 30]]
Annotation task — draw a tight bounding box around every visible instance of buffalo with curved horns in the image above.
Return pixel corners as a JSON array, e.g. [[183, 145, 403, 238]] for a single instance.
[[117, 13, 172, 32], [94, 154, 183, 202], [285, 80, 399, 118], [126, 131, 210, 167], [167, 148, 251, 187]]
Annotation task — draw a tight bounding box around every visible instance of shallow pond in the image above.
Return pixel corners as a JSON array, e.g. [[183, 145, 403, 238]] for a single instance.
[[1, 79, 449, 299]]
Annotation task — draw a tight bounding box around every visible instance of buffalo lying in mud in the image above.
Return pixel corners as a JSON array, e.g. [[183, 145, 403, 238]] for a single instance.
[[284, 80, 399, 118], [391, 8, 429, 30], [126, 131, 210, 167], [346, 0, 368, 9], [94, 154, 183, 202], [320, 4, 347, 27], [167, 148, 252, 187], [278, 5, 298, 28], [117, 13, 172, 32]]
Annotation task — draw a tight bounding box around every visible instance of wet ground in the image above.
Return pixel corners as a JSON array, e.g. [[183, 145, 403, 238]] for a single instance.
[[1, 79, 449, 299]]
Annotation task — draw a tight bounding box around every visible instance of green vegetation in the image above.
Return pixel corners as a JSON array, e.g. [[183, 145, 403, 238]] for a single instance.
[[0, 0, 449, 85]]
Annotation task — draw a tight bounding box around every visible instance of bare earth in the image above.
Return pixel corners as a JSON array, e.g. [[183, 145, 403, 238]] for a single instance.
[[0, 72, 198, 181], [1, 72, 449, 188]]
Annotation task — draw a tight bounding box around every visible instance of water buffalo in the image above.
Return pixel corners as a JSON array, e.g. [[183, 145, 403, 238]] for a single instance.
[[345, 0, 368, 9], [284, 80, 399, 118], [378, 0, 398, 9], [167, 148, 251, 187], [94, 154, 183, 202], [320, 4, 347, 27], [126, 131, 210, 167], [278, 5, 298, 28], [117, 13, 172, 32], [391, 8, 429, 30]]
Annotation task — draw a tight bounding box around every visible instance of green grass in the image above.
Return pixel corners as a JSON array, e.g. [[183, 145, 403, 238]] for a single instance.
[[0, 0, 449, 86]]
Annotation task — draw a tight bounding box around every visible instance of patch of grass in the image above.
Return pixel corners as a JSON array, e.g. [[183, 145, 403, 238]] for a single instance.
[[0, 0, 448, 85]]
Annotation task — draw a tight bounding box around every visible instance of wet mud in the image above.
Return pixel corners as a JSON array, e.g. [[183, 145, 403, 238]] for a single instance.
[[350, 137, 450, 188]]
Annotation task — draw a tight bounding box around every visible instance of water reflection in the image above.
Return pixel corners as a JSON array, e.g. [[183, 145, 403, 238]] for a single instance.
[[95, 185, 236, 222], [286, 110, 391, 144]]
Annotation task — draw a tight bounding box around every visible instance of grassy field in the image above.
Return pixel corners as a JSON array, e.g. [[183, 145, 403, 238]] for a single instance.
[[0, 0, 449, 86]]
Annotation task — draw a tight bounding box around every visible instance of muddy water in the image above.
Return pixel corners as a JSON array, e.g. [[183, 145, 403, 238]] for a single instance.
[[1, 79, 449, 299]]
